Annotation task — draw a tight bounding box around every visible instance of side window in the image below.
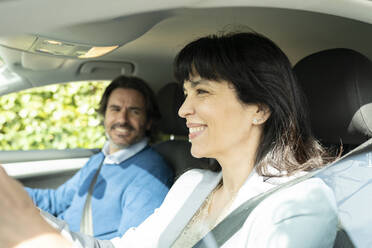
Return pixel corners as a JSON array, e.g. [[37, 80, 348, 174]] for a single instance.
[[0, 81, 110, 151]]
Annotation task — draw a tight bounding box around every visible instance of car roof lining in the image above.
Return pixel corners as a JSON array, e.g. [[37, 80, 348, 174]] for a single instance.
[[2, 0, 372, 36], [1, 5, 372, 94]]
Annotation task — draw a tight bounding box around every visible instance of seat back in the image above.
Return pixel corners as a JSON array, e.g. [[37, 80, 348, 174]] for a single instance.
[[294, 48, 372, 248], [294, 48, 372, 152], [153, 82, 219, 179]]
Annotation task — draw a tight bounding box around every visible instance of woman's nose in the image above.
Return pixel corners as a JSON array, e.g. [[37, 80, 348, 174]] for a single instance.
[[178, 96, 193, 118]]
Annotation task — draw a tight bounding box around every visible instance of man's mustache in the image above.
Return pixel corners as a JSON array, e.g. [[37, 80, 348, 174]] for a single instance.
[[111, 123, 134, 131]]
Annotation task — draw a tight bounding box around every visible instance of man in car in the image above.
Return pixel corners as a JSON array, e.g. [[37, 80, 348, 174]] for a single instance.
[[25, 75, 174, 240]]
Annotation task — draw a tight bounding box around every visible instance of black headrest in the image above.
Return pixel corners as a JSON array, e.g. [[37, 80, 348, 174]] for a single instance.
[[156, 82, 188, 135], [294, 48, 372, 145]]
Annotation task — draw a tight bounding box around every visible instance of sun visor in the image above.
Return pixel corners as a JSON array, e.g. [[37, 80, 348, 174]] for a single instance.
[[21, 52, 65, 71], [78, 61, 134, 77]]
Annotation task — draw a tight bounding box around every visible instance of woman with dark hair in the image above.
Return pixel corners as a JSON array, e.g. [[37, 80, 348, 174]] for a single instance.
[[174, 32, 330, 177], [0, 32, 337, 248]]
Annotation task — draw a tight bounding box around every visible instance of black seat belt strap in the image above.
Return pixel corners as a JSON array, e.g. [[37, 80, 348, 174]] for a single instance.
[[192, 171, 315, 248]]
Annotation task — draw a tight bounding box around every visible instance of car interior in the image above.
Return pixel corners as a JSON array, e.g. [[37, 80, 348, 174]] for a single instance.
[[1, 0, 372, 246]]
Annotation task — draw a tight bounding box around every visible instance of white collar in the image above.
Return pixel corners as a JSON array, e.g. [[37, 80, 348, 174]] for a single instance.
[[102, 138, 148, 164]]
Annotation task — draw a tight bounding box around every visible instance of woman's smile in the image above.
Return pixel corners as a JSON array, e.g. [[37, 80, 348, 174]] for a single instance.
[[187, 124, 207, 140]]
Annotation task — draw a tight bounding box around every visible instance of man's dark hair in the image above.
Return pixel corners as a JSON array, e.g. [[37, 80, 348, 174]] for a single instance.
[[98, 75, 161, 138]]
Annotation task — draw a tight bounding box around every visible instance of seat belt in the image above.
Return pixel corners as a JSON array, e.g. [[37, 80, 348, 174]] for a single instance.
[[192, 170, 316, 248], [80, 160, 104, 236], [192, 138, 372, 248]]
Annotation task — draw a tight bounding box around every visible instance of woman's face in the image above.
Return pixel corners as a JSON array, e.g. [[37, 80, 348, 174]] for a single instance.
[[178, 75, 265, 159]]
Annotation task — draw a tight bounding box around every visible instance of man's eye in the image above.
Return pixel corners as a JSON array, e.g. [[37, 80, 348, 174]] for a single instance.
[[110, 107, 120, 112], [129, 108, 141, 115]]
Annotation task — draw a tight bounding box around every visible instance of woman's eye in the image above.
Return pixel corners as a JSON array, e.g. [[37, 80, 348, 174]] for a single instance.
[[196, 89, 208, 95]]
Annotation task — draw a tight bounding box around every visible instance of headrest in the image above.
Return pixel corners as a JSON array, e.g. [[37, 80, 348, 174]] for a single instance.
[[294, 48, 372, 145], [156, 82, 188, 135]]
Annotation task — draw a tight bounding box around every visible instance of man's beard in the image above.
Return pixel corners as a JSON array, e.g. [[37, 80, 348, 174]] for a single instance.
[[106, 122, 144, 151]]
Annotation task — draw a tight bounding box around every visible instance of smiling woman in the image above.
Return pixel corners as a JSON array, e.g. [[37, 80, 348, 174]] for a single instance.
[[174, 32, 331, 176]]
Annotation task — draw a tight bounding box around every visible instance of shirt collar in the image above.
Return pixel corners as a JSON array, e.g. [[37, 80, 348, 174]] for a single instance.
[[102, 138, 148, 164]]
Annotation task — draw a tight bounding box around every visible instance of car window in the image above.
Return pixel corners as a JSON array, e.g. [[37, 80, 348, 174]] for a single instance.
[[0, 81, 109, 151]]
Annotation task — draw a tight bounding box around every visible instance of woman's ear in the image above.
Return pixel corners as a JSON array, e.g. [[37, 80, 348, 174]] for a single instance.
[[252, 104, 271, 125]]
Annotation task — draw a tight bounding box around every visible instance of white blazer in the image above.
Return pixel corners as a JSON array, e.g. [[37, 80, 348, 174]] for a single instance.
[[110, 169, 338, 248]]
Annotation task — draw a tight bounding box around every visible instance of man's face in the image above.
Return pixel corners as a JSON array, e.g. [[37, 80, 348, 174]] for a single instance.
[[104, 88, 151, 154]]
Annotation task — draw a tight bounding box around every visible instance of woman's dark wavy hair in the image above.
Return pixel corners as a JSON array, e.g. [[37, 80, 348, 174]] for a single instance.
[[98, 75, 161, 139], [174, 32, 333, 176]]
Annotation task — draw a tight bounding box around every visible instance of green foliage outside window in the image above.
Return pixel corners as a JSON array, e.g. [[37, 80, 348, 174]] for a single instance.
[[0, 81, 109, 150]]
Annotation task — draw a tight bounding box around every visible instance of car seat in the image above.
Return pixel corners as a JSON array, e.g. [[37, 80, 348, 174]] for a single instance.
[[294, 48, 372, 248], [294, 48, 372, 153], [153, 82, 220, 180]]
